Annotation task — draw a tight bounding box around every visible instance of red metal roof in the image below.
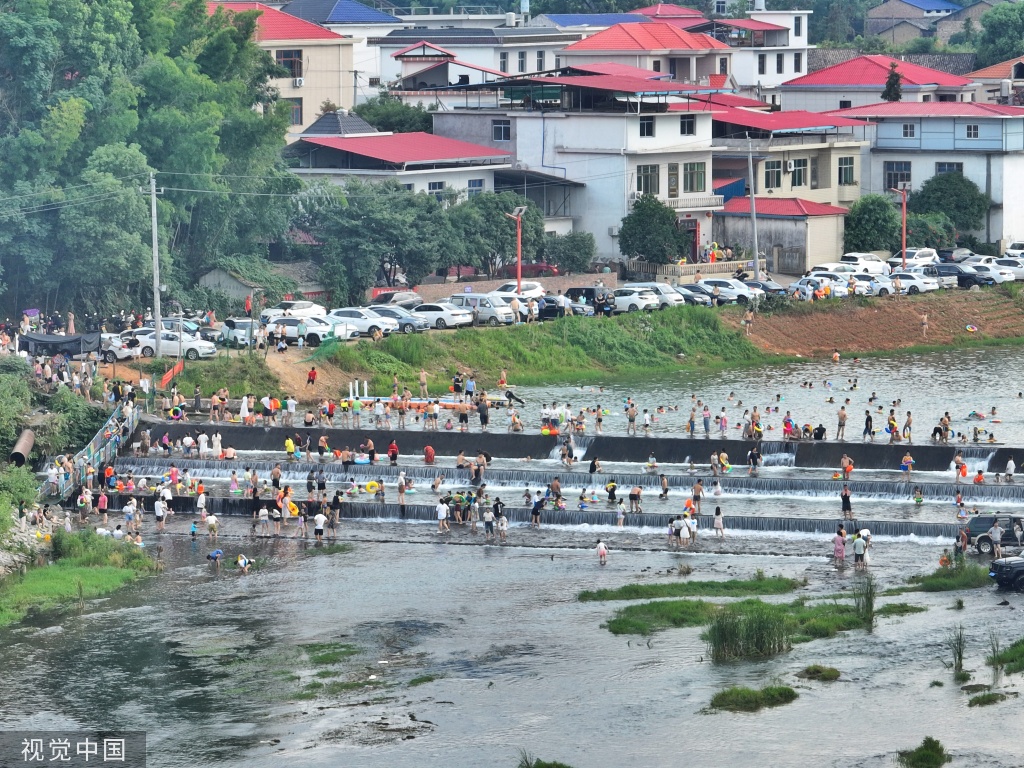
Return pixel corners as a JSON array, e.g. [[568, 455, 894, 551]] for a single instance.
[[714, 18, 788, 32], [633, 3, 705, 18], [711, 105, 869, 131], [784, 54, 972, 87], [564, 22, 729, 51], [680, 92, 769, 109], [299, 133, 511, 164], [525, 74, 718, 93], [825, 101, 1024, 118], [721, 197, 848, 217], [656, 17, 708, 30], [569, 62, 669, 79], [207, 2, 342, 41], [392, 41, 457, 59]]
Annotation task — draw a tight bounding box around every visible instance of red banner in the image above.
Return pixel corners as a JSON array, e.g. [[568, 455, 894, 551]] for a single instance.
[[160, 359, 184, 390]]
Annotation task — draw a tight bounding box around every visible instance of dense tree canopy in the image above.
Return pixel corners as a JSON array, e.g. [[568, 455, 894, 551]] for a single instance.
[[618, 195, 691, 264], [907, 173, 990, 233], [544, 231, 597, 274], [844, 194, 902, 253], [976, 2, 1024, 68], [353, 92, 433, 134]]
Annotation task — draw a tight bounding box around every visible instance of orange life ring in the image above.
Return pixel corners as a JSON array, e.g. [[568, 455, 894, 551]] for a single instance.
[[939, 555, 951, 567]]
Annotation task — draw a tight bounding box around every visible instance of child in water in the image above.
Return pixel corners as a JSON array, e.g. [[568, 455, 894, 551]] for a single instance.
[[596, 539, 608, 566]]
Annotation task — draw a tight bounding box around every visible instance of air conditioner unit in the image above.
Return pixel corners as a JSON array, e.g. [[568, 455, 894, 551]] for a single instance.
[[628, 191, 640, 202], [785, 160, 795, 173], [293, 77, 305, 88], [608, 226, 621, 237]]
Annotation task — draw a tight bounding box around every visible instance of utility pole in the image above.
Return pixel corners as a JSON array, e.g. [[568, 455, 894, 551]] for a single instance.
[[747, 136, 760, 272], [141, 173, 165, 358]]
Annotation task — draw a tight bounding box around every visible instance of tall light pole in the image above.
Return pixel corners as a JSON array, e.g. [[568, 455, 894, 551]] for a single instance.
[[890, 183, 909, 271], [746, 135, 759, 272], [504, 205, 529, 294], [140, 173, 164, 358]]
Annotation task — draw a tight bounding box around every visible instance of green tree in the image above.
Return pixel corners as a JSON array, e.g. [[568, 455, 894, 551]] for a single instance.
[[977, 1, 1024, 68], [543, 231, 597, 275], [353, 91, 433, 133], [453, 192, 545, 276], [881, 62, 903, 102], [844, 193, 901, 252], [618, 194, 690, 264], [902, 37, 936, 54], [907, 172, 990, 233], [821, 0, 854, 43], [948, 17, 978, 47], [906, 212, 957, 248]]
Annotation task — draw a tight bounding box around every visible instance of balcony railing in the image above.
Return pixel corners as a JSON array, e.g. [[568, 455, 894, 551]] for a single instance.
[[631, 194, 724, 210], [714, 134, 860, 148]]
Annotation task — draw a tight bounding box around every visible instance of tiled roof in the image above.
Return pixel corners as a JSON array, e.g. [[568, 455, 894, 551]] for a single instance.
[[889, 0, 961, 10], [299, 133, 511, 164], [808, 49, 977, 76], [783, 54, 972, 87], [710, 105, 869, 131], [873, 17, 933, 32], [708, 73, 728, 88], [301, 110, 378, 136], [633, 3, 705, 18], [720, 197, 848, 217], [825, 101, 1024, 118], [208, 2, 343, 40], [534, 13, 651, 26], [392, 41, 457, 58], [968, 55, 1024, 79], [563, 22, 729, 51], [269, 260, 323, 285]]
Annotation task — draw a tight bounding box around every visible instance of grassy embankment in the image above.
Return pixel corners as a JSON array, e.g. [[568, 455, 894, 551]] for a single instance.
[[314, 306, 766, 393], [906, 562, 993, 592], [135, 356, 282, 397], [578, 575, 802, 602], [0, 530, 157, 626], [709, 685, 798, 712]]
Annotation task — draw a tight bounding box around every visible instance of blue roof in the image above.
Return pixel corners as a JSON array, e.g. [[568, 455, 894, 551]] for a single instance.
[[896, 0, 961, 11], [542, 13, 650, 26], [325, 0, 401, 23]]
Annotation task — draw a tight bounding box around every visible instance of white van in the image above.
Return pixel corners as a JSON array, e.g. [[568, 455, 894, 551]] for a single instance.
[[447, 293, 516, 325], [623, 282, 686, 309]]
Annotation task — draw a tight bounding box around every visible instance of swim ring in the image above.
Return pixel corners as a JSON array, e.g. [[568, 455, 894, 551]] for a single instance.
[[354, 455, 371, 465], [966, 324, 978, 333], [365, 481, 380, 493]]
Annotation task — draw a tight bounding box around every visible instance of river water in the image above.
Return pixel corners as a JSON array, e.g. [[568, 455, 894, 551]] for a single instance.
[[4, 347, 1024, 767]]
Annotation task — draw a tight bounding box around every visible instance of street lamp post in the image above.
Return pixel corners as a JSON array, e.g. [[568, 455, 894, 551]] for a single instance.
[[890, 184, 909, 271], [504, 205, 529, 295]]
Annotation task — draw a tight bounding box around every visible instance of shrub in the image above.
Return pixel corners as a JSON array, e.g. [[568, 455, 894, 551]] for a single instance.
[[896, 737, 950, 767], [704, 602, 790, 661], [710, 685, 798, 712]]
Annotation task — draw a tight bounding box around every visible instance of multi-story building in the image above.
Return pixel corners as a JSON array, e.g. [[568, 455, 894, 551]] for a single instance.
[[433, 71, 726, 260], [866, 0, 962, 38], [826, 101, 1024, 247], [968, 54, 1024, 105], [209, 2, 357, 138], [780, 54, 979, 112]]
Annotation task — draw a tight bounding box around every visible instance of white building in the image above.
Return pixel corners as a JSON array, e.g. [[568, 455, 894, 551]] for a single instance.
[[825, 101, 1024, 247]]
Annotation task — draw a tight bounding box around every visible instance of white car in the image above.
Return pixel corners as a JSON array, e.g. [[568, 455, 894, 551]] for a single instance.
[[811, 263, 860, 274], [967, 263, 1015, 283], [413, 302, 474, 329], [839, 252, 891, 275], [904, 265, 956, 290], [264, 316, 339, 346], [494, 280, 545, 300], [319, 315, 364, 340], [1004, 239, 1024, 259], [623, 282, 686, 308], [962, 255, 999, 267], [788, 277, 849, 300], [611, 287, 659, 313], [889, 272, 940, 293], [697, 278, 760, 304], [328, 307, 399, 336], [847, 273, 895, 297], [219, 317, 259, 346], [101, 334, 142, 363], [887, 248, 939, 271], [994, 257, 1024, 279], [258, 300, 326, 325], [813, 272, 869, 295], [128, 329, 217, 360]]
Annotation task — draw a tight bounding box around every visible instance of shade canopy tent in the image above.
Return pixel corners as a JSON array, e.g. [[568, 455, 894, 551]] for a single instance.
[[17, 332, 102, 358]]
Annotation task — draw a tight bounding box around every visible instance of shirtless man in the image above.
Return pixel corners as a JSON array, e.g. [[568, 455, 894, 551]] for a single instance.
[[626, 404, 638, 436], [836, 406, 847, 441], [691, 479, 704, 514], [628, 485, 643, 513]]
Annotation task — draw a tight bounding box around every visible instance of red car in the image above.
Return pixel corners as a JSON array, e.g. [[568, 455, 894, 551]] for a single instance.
[[497, 262, 560, 278]]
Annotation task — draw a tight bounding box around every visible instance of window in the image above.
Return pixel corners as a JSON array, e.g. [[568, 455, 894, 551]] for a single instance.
[[402, 183, 414, 191], [683, 162, 706, 193], [518, 51, 527, 73], [838, 156, 855, 185], [764, 160, 782, 189], [284, 98, 303, 126], [492, 119, 511, 142], [794, 52, 802, 73], [668, 163, 679, 198], [276, 49, 303, 78], [719, 57, 728, 75], [468, 179, 484, 197], [640, 116, 655, 137], [758, 54, 766, 76], [794, 15, 802, 36], [636, 164, 660, 195], [839, 99, 852, 109], [810, 157, 819, 189], [776, 53, 784, 74], [884, 161, 911, 190], [653, 60, 661, 72], [935, 162, 963, 174], [902, 123, 916, 138], [966, 124, 979, 139], [554, 55, 561, 69], [369, 76, 381, 87], [537, 51, 545, 71], [922, 94, 932, 102], [499, 52, 508, 73], [428, 181, 445, 201], [715, 0, 727, 13], [679, 115, 695, 135], [791, 158, 808, 187]]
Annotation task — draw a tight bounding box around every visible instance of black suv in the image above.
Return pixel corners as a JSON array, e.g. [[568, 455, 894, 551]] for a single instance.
[[967, 514, 1023, 555], [932, 263, 996, 288], [989, 556, 1024, 590]]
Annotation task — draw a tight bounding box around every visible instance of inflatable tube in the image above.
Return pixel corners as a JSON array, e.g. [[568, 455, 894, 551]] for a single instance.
[[938, 555, 951, 567], [354, 456, 370, 465], [365, 481, 380, 493], [965, 324, 978, 333], [404, 488, 417, 495]]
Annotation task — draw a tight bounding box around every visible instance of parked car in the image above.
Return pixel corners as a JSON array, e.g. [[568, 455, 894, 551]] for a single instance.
[[889, 272, 940, 293], [494, 280, 546, 299], [967, 263, 1015, 283], [368, 291, 423, 310], [697, 278, 759, 304], [813, 271, 869, 295], [101, 334, 142, 363], [497, 261, 560, 278], [962, 255, 999, 267], [143, 318, 219, 343], [367, 305, 430, 334], [989, 556, 1024, 590], [535, 296, 594, 319], [886, 248, 939, 271], [673, 285, 714, 306], [967, 514, 1024, 556], [846, 273, 895, 296], [839, 252, 891, 275], [745, 280, 788, 296], [1004, 239, 1024, 258], [994, 257, 1024, 279], [623, 282, 686, 308], [264, 316, 338, 346], [447, 293, 516, 326], [258, 300, 326, 325], [413, 302, 474, 329], [811, 263, 860, 274], [564, 286, 600, 307], [932, 263, 996, 289], [611, 287, 659, 313], [488, 291, 536, 322], [328, 307, 399, 336], [318, 316, 362, 340], [788, 276, 849, 300], [126, 329, 217, 360], [904, 265, 956, 289], [219, 317, 259, 346], [937, 248, 977, 263], [683, 283, 733, 305]]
